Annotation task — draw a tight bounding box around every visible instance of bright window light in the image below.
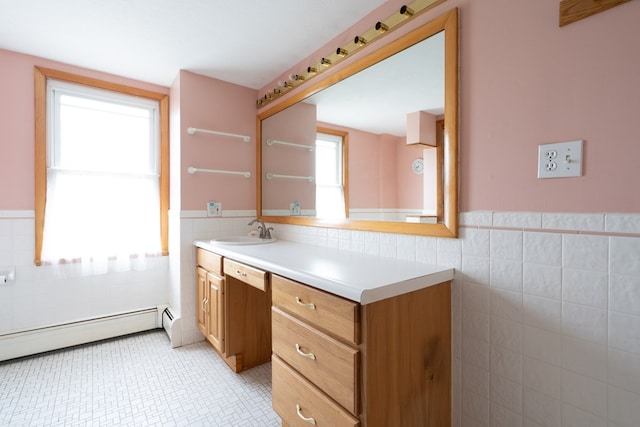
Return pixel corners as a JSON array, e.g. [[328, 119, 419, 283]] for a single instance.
[[41, 80, 161, 268]]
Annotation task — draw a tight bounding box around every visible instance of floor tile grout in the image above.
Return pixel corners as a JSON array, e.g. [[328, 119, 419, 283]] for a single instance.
[[0, 330, 280, 426]]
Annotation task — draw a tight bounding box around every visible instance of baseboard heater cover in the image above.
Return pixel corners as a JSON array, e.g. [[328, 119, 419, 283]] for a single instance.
[[0, 308, 159, 362], [160, 305, 182, 348]]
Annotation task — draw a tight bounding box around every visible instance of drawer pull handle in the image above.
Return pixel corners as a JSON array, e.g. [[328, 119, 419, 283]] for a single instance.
[[295, 343, 316, 360], [235, 270, 247, 278], [295, 297, 316, 310], [296, 404, 316, 425]]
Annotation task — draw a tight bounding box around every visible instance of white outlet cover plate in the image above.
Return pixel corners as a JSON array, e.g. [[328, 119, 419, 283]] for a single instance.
[[289, 202, 300, 215], [207, 201, 222, 217], [537, 140, 583, 179]]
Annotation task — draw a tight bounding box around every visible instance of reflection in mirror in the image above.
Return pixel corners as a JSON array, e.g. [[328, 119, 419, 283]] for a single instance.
[[257, 8, 458, 237]]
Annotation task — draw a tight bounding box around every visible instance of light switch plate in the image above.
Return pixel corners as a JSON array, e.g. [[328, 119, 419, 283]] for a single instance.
[[537, 140, 583, 179]]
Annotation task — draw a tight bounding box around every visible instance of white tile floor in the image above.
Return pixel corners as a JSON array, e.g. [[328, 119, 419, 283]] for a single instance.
[[0, 330, 280, 426]]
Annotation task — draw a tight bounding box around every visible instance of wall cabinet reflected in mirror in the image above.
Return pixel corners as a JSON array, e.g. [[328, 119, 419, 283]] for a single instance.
[[257, 8, 458, 238]]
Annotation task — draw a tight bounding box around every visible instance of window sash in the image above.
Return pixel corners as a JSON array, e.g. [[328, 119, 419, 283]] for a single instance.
[[315, 131, 346, 219], [316, 132, 343, 186], [47, 80, 160, 175]]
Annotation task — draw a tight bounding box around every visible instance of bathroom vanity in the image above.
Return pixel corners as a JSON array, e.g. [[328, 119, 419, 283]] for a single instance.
[[195, 239, 454, 426]]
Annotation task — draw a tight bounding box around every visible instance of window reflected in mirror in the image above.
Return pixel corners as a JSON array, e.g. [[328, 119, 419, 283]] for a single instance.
[[315, 128, 347, 219]]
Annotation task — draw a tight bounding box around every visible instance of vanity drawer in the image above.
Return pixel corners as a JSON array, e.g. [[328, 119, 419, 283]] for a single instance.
[[272, 307, 359, 415], [272, 356, 360, 427], [196, 248, 222, 275], [272, 275, 360, 345], [223, 258, 268, 292]]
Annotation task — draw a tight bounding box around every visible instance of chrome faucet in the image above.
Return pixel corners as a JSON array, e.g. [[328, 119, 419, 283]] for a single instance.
[[248, 219, 273, 239]]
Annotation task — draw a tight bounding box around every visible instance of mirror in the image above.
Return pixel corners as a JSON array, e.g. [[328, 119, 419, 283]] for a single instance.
[[257, 8, 458, 237]]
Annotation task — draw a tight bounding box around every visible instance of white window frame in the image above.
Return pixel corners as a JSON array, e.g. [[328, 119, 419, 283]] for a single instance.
[[315, 131, 346, 219], [40, 79, 162, 267]]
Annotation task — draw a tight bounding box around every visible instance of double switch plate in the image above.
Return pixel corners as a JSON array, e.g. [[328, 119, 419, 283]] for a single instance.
[[537, 140, 583, 179]]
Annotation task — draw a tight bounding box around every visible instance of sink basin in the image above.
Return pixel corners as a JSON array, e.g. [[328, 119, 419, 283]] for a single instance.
[[210, 236, 277, 245]]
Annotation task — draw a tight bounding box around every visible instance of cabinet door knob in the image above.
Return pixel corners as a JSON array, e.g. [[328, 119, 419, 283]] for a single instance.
[[296, 404, 317, 425], [295, 343, 316, 360], [295, 296, 316, 310]]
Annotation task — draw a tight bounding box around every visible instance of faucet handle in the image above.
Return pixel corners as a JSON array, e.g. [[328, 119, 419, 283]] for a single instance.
[[265, 227, 274, 239]]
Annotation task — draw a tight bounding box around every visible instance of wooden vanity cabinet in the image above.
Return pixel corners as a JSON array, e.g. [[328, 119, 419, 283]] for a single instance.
[[196, 250, 225, 354], [196, 267, 225, 354], [196, 248, 272, 373], [271, 274, 451, 427]]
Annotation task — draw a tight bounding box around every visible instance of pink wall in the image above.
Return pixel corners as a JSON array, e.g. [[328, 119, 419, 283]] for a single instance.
[[0, 49, 168, 210], [377, 135, 398, 208], [460, 0, 640, 213], [259, 0, 640, 214], [178, 70, 257, 210], [396, 141, 425, 209], [261, 102, 316, 211], [322, 122, 422, 210]]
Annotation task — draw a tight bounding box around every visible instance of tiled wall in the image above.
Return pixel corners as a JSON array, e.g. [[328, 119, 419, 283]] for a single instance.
[[175, 212, 258, 345], [0, 211, 169, 334], [270, 211, 640, 427], [5, 208, 639, 426]]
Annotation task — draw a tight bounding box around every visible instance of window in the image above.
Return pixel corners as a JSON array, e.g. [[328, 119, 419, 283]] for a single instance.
[[315, 129, 347, 219], [34, 67, 169, 267]]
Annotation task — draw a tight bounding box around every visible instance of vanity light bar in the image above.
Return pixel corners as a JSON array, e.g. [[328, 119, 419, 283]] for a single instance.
[[256, 0, 446, 108]]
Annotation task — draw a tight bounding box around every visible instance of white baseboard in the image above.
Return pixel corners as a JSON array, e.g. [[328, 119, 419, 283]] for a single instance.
[[0, 308, 160, 362]]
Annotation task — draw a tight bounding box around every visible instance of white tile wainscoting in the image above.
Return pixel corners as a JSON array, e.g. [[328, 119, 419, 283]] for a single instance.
[[264, 211, 640, 427], [3, 210, 640, 426], [0, 211, 169, 335]]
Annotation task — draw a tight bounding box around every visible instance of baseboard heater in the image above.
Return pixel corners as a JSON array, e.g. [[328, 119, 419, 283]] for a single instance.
[[160, 305, 182, 348], [0, 307, 161, 362]]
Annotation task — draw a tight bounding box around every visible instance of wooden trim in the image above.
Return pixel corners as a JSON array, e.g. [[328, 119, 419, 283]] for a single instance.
[[257, 11, 453, 123], [159, 95, 170, 256], [257, 8, 459, 238], [33, 67, 167, 101], [34, 68, 47, 266], [436, 119, 445, 220], [33, 66, 170, 265], [442, 8, 459, 237], [559, 0, 633, 27]]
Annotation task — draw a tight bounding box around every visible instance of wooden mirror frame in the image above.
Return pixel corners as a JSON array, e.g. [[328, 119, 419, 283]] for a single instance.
[[257, 8, 458, 238]]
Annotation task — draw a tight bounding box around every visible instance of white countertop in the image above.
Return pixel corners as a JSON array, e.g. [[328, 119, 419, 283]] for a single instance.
[[194, 239, 454, 304]]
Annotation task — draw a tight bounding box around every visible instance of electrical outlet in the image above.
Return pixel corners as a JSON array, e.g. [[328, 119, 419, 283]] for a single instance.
[[207, 201, 222, 217], [537, 140, 583, 179], [289, 202, 301, 215]]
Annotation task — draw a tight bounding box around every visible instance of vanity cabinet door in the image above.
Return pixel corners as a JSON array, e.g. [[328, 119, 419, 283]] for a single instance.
[[206, 272, 225, 354], [196, 266, 225, 354], [196, 267, 208, 337]]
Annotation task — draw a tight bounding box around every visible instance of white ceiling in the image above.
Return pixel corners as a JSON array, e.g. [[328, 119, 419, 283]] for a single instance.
[[0, 0, 388, 89]]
